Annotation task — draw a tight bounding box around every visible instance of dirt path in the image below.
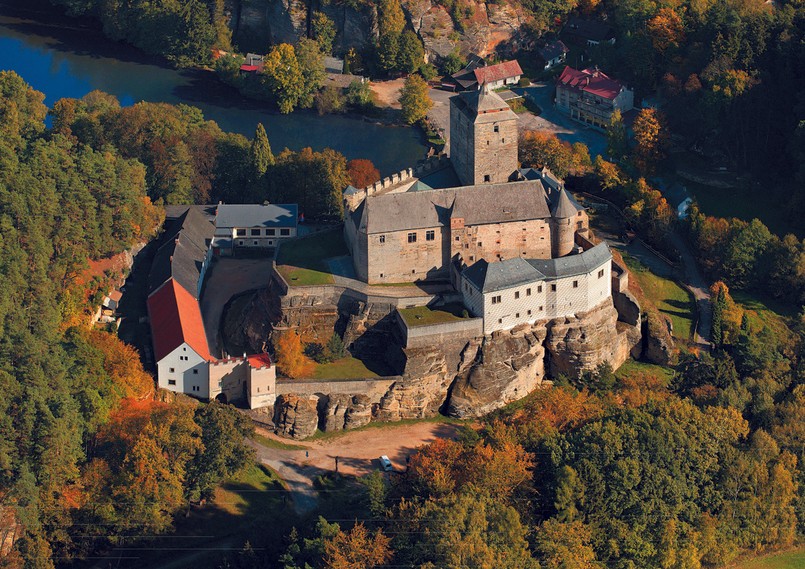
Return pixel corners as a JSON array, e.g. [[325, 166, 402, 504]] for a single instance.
[[251, 421, 464, 514]]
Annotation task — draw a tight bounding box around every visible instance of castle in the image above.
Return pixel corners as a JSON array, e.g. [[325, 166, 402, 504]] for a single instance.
[[343, 83, 613, 334]]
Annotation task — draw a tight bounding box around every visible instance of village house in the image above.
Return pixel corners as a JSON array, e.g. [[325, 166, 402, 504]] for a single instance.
[[445, 59, 523, 91], [537, 40, 570, 71], [555, 66, 634, 129]]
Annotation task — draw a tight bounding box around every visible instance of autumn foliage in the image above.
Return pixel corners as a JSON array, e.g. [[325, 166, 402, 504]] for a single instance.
[[346, 159, 381, 188], [324, 523, 393, 569], [275, 331, 315, 378]]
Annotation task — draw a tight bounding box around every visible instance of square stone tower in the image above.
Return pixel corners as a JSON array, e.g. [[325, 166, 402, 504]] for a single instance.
[[449, 82, 519, 186]]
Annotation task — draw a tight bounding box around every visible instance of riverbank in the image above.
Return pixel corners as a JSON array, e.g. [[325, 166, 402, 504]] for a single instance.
[[0, 0, 428, 174]]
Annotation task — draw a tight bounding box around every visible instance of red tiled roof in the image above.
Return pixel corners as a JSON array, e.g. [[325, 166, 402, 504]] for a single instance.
[[240, 64, 260, 72], [557, 66, 625, 100], [473, 60, 523, 84], [247, 353, 272, 369], [147, 279, 212, 362]]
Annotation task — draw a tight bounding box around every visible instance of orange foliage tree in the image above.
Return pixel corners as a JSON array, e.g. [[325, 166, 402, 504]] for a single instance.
[[274, 331, 315, 378], [346, 158, 381, 188], [324, 523, 393, 569], [632, 108, 669, 175], [647, 8, 685, 53], [89, 330, 154, 399]]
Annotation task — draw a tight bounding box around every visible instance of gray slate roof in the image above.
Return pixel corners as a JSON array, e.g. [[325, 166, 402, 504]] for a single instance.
[[357, 181, 551, 234], [149, 207, 215, 298], [215, 203, 298, 228], [538, 40, 570, 62], [452, 84, 518, 124], [463, 242, 611, 293], [551, 188, 579, 218], [527, 242, 611, 279], [463, 257, 545, 293]]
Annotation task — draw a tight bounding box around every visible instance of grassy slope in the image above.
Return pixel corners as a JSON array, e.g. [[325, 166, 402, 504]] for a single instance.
[[312, 356, 380, 379], [622, 253, 695, 341], [276, 229, 348, 286], [731, 548, 805, 569], [398, 303, 469, 327]]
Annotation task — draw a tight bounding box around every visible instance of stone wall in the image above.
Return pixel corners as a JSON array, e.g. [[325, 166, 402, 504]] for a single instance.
[[396, 311, 483, 349]]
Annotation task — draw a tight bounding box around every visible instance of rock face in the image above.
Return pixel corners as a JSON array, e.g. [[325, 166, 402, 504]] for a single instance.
[[321, 394, 373, 432], [273, 395, 319, 439], [644, 311, 677, 366], [375, 347, 453, 421], [447, 325, 545, 418]]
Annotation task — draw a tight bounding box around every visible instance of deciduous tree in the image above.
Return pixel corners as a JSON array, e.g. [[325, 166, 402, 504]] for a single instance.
[[399, 74, 433, 124], [274, 331, 315, 378]]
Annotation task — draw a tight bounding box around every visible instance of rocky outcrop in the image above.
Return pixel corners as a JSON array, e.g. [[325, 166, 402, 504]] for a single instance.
[[546, 303, 640, 377], [273, 395, 319, 439], [644, 311, 677, 366], [375, 347, 453, 421], [321, 394, 373, 432], [447, 325, 545, 418]]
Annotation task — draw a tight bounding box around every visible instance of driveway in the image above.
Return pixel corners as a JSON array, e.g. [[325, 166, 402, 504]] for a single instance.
[[251, 421, 465, 515], [200, 257, 274, 358], [513, 83, 608, 158]]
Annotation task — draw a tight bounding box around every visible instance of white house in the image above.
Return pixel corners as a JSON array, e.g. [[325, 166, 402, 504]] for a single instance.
[[213, 203, 298, 255], [537, 40, 570, 71], [461, 242, 612, 334]]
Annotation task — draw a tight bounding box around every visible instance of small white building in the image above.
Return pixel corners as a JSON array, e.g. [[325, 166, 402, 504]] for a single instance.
[[460, 242, 612, 334], [213, 203, 298, 255], [537, 40, 570, 71]]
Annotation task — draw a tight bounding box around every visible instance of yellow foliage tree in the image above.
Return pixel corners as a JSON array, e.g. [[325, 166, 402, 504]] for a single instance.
[[324, 523, 393, 569], [275, 331, 315, 378], [647, 8, 685, 53], [632, 108, 668, 175]]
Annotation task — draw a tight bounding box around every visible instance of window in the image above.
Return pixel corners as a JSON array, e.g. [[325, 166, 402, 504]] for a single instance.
[[539, 306, 544, 311], [167, 379, 176, 386], [537, 285, 543, 293], [484, 175, 491, 182], [455, 236, 460, 241], [183, 347, 186, 351], [515, 291, 520, 299], [526, 288, 531, 296], [251, 228, 261, 236], [193, 369, 198, 375], [238, 240, 244, 246], [469, 256, 474, 261], [478, 242, 482, 247], [380, 273, 384, 278], [498, 318, 503, 324], [253, 241, 258, 246], [598, 269, 604, 278], [426, 230, 435, 241], [408, 232, 417, 243], [280, 228, 290, 236], [379, 235, 386, 243], [516, 313, 520, 318], [236, 229, 246, 236], [169, 367, 175, 373], [573, 280, 579, 288], [527, 310, 532, 315], [494, 125, 500, 133], [192, 385, 199, 392], [267, 229, 276, 236], [502, 138, 505, 143], [578, 221, 584, 229], [551, 284, 557, 292], [491, 295, 502, 304]]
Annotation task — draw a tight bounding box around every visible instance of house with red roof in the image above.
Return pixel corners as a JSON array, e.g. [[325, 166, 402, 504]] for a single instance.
[[555, 66, 634, 130], [445, 59, 523, 91]]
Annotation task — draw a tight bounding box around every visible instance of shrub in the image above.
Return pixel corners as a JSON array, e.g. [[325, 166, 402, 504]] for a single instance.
[[518, 77, 531, 87], [315, 86, 346, 115]]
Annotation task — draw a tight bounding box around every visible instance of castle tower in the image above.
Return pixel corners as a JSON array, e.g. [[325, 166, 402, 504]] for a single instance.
[[550, 187, 577, 257], [449, 82, 519, 187]]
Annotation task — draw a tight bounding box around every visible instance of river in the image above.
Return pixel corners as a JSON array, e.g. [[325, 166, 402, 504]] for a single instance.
[[0, 0, 427, 174]]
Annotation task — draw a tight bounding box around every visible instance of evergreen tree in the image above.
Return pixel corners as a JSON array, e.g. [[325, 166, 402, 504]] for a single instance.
[[251, 123, 274, 177]]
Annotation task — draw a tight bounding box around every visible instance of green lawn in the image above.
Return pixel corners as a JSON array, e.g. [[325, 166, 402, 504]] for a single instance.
[[399, 303, 469, 327], [732, 548, 805, 569], [622, 254, 695, 341], [312, 356, 379, 379], [275, 229, 348, 286]]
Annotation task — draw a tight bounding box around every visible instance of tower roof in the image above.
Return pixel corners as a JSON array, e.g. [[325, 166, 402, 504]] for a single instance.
[[453, 82, 518, 124], [551, 187, 581, 218]]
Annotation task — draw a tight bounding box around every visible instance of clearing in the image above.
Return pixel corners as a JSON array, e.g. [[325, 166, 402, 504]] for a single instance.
[[275, 228, 347, 286], [370, 78, 405, 109]]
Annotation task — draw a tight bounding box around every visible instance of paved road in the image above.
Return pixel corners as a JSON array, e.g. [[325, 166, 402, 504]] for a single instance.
[[200, 257, 274, 358]]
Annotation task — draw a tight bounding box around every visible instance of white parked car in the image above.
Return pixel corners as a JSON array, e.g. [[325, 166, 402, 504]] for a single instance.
[[379, 455, 393, 472]]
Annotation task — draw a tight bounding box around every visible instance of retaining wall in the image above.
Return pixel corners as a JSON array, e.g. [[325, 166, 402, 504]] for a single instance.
[[276, 377, 398, 398], [396, 311, 483, 349]]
